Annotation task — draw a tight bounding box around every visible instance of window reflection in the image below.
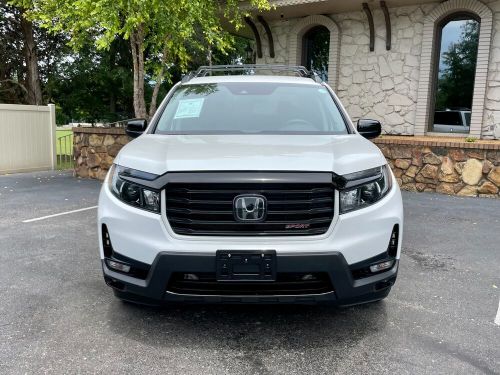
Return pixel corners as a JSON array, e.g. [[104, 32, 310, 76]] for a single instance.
[[432, 17, 479, 133], [302, 26, 330, 82]]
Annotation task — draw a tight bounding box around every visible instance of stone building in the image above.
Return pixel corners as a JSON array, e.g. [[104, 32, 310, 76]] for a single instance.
[[71, 0, 500, 198], [238, 0, 500, 139]]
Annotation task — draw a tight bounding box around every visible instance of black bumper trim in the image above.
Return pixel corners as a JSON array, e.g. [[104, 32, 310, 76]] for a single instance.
[[102, 251, 398, 305]]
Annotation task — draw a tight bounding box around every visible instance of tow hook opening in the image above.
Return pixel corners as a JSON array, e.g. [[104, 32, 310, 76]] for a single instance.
[[374, 278, 395, 291], [105, 276, 125, 291]]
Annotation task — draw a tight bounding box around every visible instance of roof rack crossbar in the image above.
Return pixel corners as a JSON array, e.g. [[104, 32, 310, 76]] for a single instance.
[[181, 64, 323, 83]]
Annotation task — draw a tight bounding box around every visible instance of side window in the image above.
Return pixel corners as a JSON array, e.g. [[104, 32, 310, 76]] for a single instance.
[[434, 111, 462, 126], [463, 112, 471, 127]]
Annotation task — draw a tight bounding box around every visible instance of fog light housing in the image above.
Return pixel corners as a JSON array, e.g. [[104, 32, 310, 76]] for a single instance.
[[106, 259, 131, 273], [369, 260, 395, 273]]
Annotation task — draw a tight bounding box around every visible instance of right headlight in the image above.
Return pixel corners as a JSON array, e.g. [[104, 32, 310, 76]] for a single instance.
[[107, 164, 161, 213], [339, 165, 393, 214]]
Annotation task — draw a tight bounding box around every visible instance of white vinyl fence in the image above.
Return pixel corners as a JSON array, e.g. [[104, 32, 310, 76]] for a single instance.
[[0, 104, 56, 174]]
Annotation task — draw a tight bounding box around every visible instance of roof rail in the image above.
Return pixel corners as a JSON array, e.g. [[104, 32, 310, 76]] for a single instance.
[[181, 64, 323, 83]]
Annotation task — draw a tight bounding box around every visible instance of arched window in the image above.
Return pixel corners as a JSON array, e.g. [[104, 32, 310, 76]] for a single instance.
[[415, 0, 492, 138], [302, 26, 330, 81], [289, 15, 340, 87], [430, 14, 480, 134]]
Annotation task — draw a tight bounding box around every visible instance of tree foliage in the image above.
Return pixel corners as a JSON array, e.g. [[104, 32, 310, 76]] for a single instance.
[[435, 20, 479, 110], [0, 0, 67, 104], [0, 1, 26, 102], [18, 0, 270, 118], [48, 38, 135, 124]]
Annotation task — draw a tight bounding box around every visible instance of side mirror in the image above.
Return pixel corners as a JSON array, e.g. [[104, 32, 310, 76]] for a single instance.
[[357, 119, 382, 139], [126, 119, 147, 138]]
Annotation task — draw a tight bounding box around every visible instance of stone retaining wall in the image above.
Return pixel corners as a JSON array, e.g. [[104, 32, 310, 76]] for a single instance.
[[73, 128, 500, 198], [373, 137, 500, 197], [73, 127, 129, 180]]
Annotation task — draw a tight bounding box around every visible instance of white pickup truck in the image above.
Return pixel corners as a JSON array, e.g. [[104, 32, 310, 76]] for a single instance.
[[98, 65, 403, 306]]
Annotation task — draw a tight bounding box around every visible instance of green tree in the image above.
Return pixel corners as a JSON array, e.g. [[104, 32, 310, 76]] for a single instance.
[[47, 38, 135, 124], [435, 20, 479, 110], [0, 0, 66, 104], [17, 0, 270, 119], [0, 1, 26, 103]]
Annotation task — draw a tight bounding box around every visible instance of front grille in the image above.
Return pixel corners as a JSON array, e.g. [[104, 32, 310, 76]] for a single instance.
[[165, 180, 335, 236], [167, 273, 333, 295]]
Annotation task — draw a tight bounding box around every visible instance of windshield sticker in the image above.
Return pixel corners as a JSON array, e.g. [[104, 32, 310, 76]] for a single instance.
[[318, 88, 328, 94], [174, 98, 205, 119]]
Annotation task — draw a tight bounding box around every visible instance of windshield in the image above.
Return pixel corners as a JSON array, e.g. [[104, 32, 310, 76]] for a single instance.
[[154, 82, 349, 135]]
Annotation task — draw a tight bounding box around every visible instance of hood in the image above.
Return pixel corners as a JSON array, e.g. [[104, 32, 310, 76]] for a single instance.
[[114, 134, 386, 176]]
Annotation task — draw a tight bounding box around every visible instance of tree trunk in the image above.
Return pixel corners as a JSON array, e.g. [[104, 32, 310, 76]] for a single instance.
[[109, 91, 116, 114], [130, 26, 147, 119], [20, 13, 42, 105], [207, 46, 212, 66], [109, 42, 117, 115], [148, 44, 170, 118], [149, 66, 164, 118]]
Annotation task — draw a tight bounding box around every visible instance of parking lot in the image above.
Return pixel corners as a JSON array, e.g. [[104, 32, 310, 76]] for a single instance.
[[0, 171, 499, 374]]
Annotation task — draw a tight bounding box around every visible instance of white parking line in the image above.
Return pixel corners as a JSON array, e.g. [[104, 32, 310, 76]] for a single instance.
[[22, 206, 98, 223], [495, 299, 500, 326]]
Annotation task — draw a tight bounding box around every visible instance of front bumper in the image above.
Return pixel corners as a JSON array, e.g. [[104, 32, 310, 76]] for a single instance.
[[102, 251, 398, 306]]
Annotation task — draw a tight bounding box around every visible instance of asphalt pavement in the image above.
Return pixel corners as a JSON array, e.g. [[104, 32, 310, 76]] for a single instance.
[[0, 171, 499, 374]]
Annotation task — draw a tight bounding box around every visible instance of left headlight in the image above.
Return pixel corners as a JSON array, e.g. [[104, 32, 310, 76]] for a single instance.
[[108, 164, 161, 213], [339, 165, 393, 214]]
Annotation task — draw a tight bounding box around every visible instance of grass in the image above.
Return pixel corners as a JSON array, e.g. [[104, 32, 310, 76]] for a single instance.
[[56, 129, 73, 170], [464, 136, 477, 143], [56, 129, 73, 156]]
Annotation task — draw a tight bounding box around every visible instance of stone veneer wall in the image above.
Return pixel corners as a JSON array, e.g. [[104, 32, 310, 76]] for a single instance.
[[374, 137, 500, 197], [73, 127, 500, 198], [73, 127, 130, 180], [255, 0, 500, 139], [333, 5, 428, 136], [483, 0, 500, 138]]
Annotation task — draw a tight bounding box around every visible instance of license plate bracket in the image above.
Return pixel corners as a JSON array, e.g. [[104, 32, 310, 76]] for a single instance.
[[216, 250, 276, 282]]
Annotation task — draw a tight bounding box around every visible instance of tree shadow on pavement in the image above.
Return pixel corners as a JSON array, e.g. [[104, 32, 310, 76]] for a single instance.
[[106, 299, 388, 352]]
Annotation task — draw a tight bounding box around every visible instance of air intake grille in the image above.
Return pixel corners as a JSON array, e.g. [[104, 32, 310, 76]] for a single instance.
[[165, 180, 334, 236], [167, 272, 333, 295]]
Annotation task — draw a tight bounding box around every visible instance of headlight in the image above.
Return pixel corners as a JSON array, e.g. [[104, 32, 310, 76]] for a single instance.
[[108, 164, 160, 213], [339, 165, 392, 214]]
